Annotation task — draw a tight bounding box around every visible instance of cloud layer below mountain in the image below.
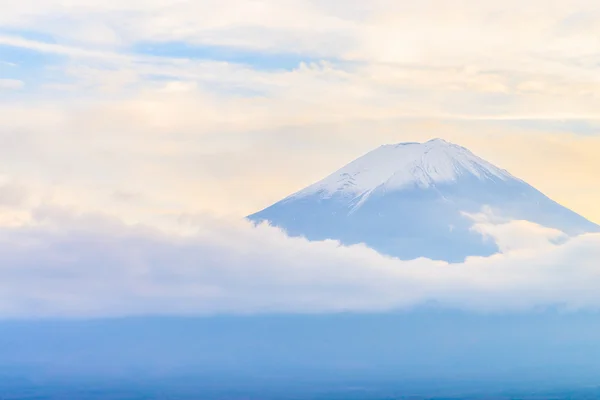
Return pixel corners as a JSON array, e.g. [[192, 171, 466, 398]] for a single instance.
[[1, 206, 598, 319]]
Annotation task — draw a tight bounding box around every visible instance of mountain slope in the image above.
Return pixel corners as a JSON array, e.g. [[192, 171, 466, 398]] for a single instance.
[[249, 139, 599, 262]]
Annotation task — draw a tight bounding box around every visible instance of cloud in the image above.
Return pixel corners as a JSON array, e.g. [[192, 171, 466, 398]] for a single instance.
[[4, 1, 600, 121], [0, 206, 599, 319], [0, 78, 23, 90], [0, 35, 126, 60], [0, 181, 28, 207], [465, 208, 569, 252]]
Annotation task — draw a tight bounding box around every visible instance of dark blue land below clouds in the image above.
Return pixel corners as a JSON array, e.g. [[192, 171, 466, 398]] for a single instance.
[[2, 311, 600, 399]]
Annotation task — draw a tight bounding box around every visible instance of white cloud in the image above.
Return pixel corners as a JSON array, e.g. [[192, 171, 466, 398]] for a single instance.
[[0, 35, 125, 60], [465, 208, 569, 252], [0, 181, 28, 207], [0, 206, 599, 318], [0, 78, 23, 90]]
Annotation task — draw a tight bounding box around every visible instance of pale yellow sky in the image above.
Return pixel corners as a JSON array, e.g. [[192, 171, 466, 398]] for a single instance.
[[0, 0, 599, 229]]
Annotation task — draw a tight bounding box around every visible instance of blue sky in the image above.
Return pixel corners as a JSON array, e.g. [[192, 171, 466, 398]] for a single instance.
[[132, 41, 327, 70]]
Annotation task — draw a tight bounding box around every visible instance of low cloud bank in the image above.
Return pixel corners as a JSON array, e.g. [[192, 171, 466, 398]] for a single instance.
[[0, 207, 598, 318]]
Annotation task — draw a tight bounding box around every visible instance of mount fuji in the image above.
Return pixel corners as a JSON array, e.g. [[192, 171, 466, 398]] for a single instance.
[[249, 139, 599, 262]]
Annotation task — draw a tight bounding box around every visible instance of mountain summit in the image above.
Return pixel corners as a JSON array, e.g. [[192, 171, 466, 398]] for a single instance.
[[249, 139, 599, 262], [290, 138, 513, 200]]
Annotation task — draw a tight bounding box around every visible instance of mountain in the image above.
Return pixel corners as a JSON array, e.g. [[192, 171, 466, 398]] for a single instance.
[[248, 139, 599, 262]]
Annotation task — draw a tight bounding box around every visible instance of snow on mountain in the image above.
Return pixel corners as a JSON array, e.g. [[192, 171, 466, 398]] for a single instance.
[[291, 138, 513, 201], [249, 139, 599, 262]]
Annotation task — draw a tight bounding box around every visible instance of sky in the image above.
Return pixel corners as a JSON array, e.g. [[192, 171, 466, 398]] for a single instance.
[[0, 0, 600, 318], [0, 0, 599, 225]]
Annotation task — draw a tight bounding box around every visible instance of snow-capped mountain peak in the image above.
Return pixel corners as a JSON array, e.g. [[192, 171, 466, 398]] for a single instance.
[[249, 138, 598, 262], [292, 139, 514, 201]]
